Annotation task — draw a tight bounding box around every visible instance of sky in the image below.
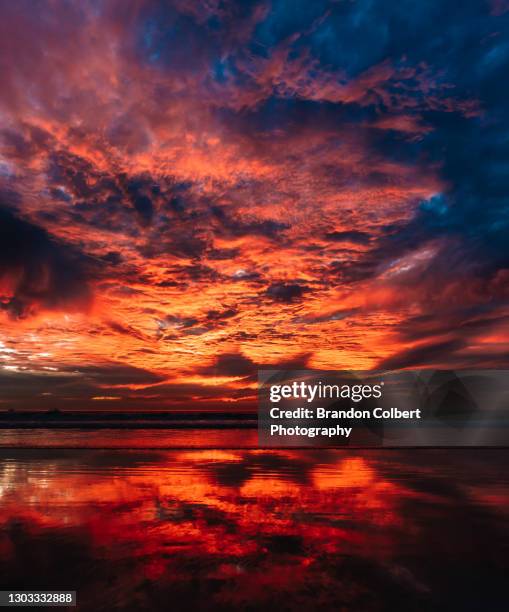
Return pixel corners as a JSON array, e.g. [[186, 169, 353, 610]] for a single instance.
[[0, 0, 508, 411]]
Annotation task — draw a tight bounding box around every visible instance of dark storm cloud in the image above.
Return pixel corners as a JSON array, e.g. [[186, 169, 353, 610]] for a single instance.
[[45, 151, 145, 235], [166, 263, 219, 283], [199, 352, 255, 377], [205, 307, 238, 322], [136, 0, 268, 80], [101, 251, 124, 266], [377, 338, 467, 371], [48, 150, 117, 200], [0, 362, 164, 406], [136, 2, 221, 72], [69, 363, 165, 386], [124, 176, 155, 226], [395, 308, 509, 344], [1, 128, 41, 160], [373, 115, 509, 286], [206, 247, 240, 260], [210, 205, 289, 240], [131, 193, 154, 226], [0, 205, 95, 317], [106, 320, 147, 341], [160, 314, 200, 329], [198, 350, 312, 379], [265, 282, 310, 303], [140, 224, 210, 259]]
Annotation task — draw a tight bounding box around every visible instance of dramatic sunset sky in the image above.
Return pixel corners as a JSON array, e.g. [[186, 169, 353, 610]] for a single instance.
[[0, 0, 508, 411]]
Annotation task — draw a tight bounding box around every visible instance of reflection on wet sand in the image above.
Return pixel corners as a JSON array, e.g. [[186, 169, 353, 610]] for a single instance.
[[0, 447, 508, 611]]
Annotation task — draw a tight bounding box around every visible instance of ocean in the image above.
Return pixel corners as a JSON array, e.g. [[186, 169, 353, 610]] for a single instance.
[[0, 428, 508, 611]]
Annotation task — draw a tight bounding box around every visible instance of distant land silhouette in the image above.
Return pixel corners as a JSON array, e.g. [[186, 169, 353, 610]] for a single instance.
[[0, 410, 257, 428]]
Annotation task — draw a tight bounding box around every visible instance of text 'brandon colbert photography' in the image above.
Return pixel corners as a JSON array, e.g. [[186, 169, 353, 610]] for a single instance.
[[267, 380, 421, 439]]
